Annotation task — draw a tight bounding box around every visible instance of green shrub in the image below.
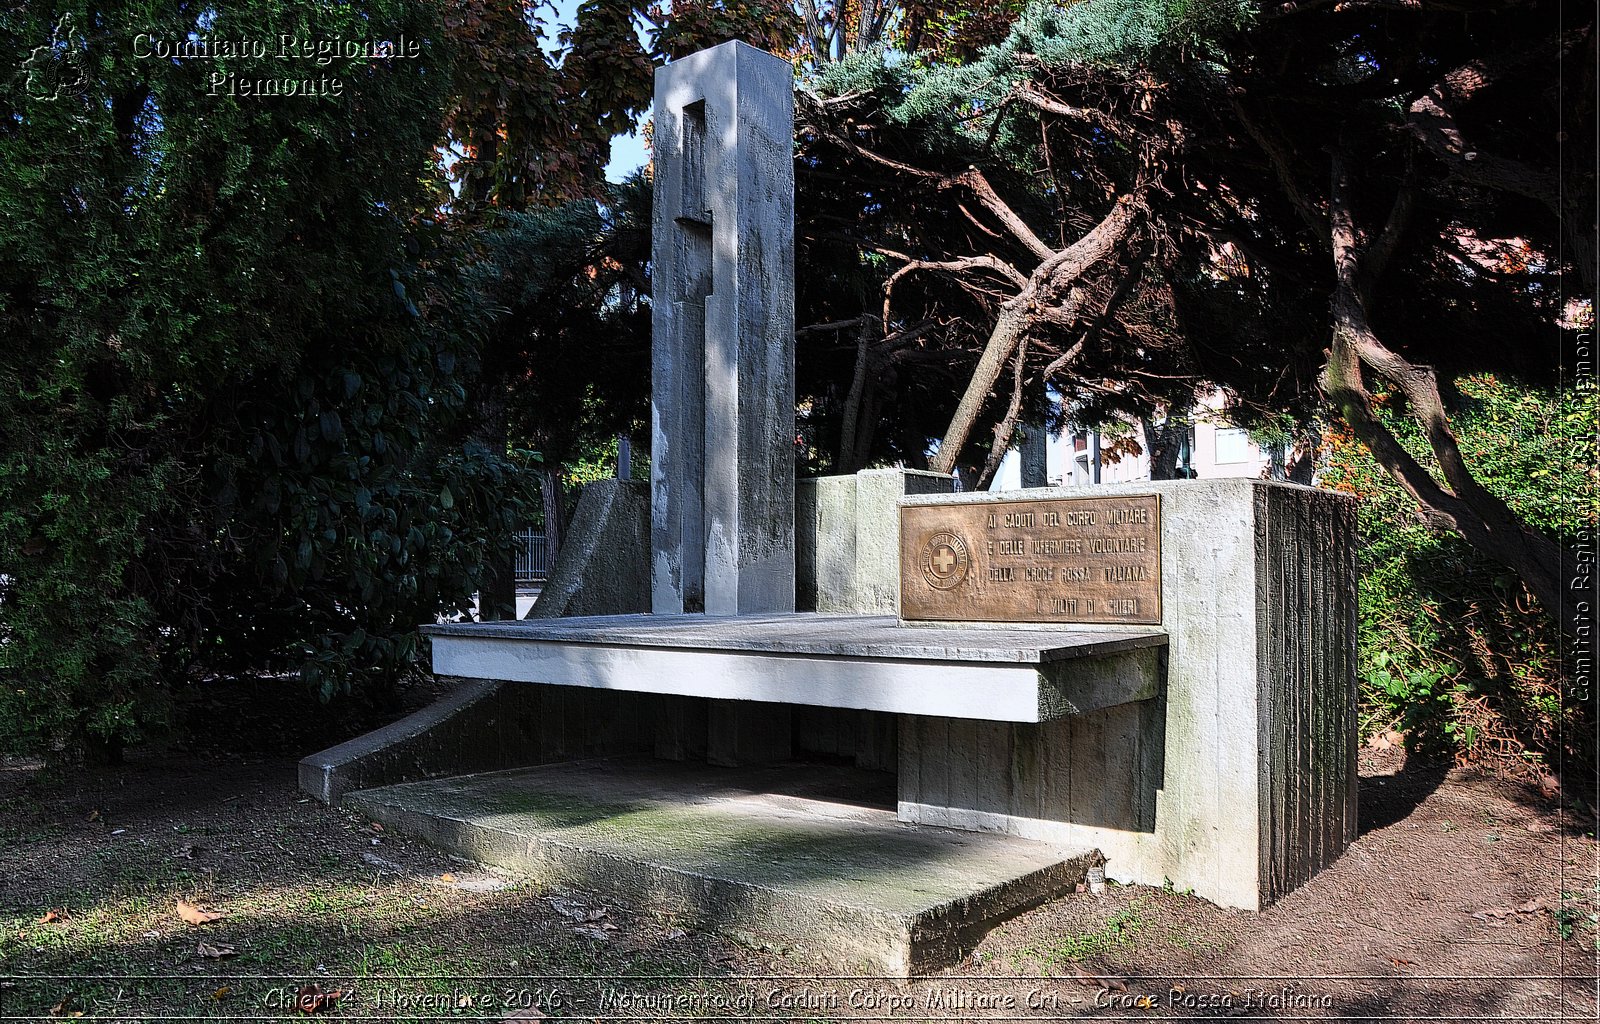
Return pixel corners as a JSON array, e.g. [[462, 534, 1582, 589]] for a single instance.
[[0, 1, 531, 759], [1320, 374, 1596, 775]]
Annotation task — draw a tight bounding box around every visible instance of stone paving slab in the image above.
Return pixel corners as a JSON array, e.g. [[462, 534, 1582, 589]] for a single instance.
[[346, 757, 1101, 975]]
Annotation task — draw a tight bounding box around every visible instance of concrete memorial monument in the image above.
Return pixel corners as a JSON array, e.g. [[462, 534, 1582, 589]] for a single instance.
[[301, 40, 1358, 975]]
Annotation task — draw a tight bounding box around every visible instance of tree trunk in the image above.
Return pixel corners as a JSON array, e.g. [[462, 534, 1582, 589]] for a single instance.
[[1287, 425, 1320, 484], [469, 386, 517, 623], [976, 339, 1030, 489], [1142, 413, 1188, 480], [930, 303, 1029, 475], [837, 321, 875, 473], [540, 469, 566, 569], [850, 379, 881, 471], [1321, 156, 1576, 631]]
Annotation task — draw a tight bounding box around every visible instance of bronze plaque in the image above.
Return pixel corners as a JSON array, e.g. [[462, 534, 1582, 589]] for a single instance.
[[900, 494, 1162, 625]]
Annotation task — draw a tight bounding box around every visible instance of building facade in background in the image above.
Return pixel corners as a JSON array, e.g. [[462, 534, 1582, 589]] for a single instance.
[[990, 391, 1274, 490]]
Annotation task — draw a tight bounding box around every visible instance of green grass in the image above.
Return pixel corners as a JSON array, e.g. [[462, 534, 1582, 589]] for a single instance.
[[1015, 898, 1147, 967]]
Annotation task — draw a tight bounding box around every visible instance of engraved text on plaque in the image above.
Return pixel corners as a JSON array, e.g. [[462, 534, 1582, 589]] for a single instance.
[[900, 495, 1162, 624]]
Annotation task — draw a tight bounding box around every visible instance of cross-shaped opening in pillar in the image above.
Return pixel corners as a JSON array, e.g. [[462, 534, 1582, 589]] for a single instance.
[[673, 100, 713, 305]]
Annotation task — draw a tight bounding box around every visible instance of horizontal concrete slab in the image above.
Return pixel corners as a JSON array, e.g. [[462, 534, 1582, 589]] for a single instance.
[[346, 758, 1101, 975], [423, 613, 1165, 723], [425, 613, 1164, 663]]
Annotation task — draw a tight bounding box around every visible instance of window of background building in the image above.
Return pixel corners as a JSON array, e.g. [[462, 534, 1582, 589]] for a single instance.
[[1214, 427, 1253, 465]]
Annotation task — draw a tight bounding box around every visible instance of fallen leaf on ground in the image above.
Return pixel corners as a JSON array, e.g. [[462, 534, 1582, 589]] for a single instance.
[[172, 843, 198, 859], [197, 942, 237, 959], [571, 924, 611, 942], [48, 996, 83, 1018], [584, 908, 607, 922], [439, 873, 456, 883], [212, 987, 231, 1001], [369, 822, 384, 832], [176, 899, 224, 925], [663, 927, 688, 941], [1537, 774, 1561, 798], [295, 985, 342, 1014], [84, 809, 99, 823], [1367, 730, 1405, 751], [1390, 957, 1414, 967], [37, 910, 65, 924], [1067, 964, 1126, 991], [361, 852, 402, 872], [500, 1008, 546, 1021]]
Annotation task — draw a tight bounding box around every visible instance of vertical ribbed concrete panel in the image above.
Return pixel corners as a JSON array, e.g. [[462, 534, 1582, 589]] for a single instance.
[[1255, 484, 1359, 903], [651, 42, 796, 615]]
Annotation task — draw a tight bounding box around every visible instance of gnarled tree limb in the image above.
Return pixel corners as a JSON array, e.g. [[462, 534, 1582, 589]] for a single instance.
[[930, 195, 1143, 474], [1318, 152, 1570, 621]]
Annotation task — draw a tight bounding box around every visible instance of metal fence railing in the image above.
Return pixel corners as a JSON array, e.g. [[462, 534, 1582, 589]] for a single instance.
[[513, 529, 549, 585]]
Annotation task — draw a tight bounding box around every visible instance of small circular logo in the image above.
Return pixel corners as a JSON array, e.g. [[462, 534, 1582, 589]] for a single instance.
[[920, 531, 971, 590]]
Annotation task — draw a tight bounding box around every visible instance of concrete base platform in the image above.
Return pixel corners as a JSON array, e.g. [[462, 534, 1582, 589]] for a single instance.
[[345, 757, 1101, 975]]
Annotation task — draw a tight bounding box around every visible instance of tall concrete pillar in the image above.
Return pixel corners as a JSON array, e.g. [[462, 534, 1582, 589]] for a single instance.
[[650, 41, 796, 615]]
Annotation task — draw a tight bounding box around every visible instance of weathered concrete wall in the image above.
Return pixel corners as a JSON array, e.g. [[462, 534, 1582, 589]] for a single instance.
[[896, 479, 1357, 911], [527, 479, 650, 619], [651, 41, 796, 616], [797, 468, 953, 614], [899, 700, 1163, 837]]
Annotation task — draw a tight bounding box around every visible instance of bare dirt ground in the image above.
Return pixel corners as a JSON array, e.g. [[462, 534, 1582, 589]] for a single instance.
[[1, 704, 1596, 1022]]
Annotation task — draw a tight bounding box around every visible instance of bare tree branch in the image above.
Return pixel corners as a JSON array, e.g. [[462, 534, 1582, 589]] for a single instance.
[[881, 254, 1028, 333]]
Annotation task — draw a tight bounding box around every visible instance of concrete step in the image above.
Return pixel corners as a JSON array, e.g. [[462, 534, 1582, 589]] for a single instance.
[[345, 757, 1101, 976]]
